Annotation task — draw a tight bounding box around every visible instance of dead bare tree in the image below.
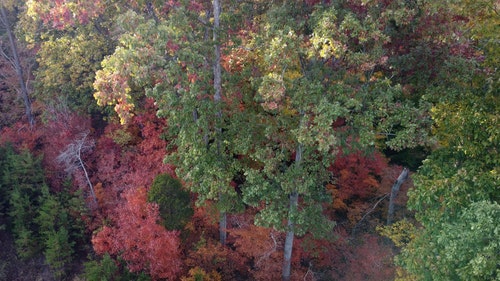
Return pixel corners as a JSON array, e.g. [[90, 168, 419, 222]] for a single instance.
[[57, 131, 97, 206]]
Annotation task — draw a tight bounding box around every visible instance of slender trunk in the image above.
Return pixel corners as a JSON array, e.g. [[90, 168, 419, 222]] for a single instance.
[[282, 192, 298, 281], [76, 134, 97, 206], [282, 144, 302, 281], [219, 207, 227, 245], [212, 0, 227, 245], [0, 5, 34, 127], [213, 0, 222, 105], [77, 154, 97, 206], [387, 168, 408, 225]]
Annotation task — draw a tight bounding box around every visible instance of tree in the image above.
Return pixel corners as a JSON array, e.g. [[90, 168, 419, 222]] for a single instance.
[[147, 173, 193, 230], [92, 187, 182, 280], [0, 3, 34, 127], [84, 253, 119, 281], [43, 228, 74, 279], [238, 5, 335, 278], [326, 150, 392, 231], [230, 224, 288, 280], [2, 147, 45, 259], [398, 201, 499, 280], [0, 145, 8, 225], [94, 1, 243, 246], [393, 1, 499, 278], [18, 0, 118, 116], [33, 26, 114, 114], [237, 2, 427, 279], [181, 267, 222, 281], [397, 88, 499, 279], [387, 168, 409, 225], [212, 0, 228, 246], [36, 184, 85, 279], [84, 253, 152, 281], [56, 131, 97, 206], [184, 236, 248, 280]]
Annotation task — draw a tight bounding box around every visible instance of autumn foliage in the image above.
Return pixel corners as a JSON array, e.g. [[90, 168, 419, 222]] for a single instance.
[[1, 0, 493, 280], [230, 224, 302, 281], [29, 0, 105, 29], [92, 187, 182, 280], [329, 150, 388, 200]]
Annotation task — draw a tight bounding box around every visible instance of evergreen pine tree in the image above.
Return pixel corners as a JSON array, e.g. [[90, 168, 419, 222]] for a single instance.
[[36, 185, 75, 279], [3, 148, 45, 259], [43, 228, 74, 280]]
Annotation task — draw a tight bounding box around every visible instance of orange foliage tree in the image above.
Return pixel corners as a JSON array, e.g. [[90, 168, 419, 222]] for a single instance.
[[92, 187, 182, 280], [231, 225, 299, 281], [327, 150, 390, 227], [184, 236, 248, 280]]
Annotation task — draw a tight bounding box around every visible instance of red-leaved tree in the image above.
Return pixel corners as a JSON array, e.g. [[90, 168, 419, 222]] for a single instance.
[[92, 187, 182, 280], [326, 150, 390, 227], [329, 150, 388, 201]]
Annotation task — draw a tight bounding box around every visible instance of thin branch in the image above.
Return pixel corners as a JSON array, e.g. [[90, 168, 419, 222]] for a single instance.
[[303, 262, 314, 281], [256, 231, 278, 267], [351, 193, 389, 236], [0, 43, 17, 68]]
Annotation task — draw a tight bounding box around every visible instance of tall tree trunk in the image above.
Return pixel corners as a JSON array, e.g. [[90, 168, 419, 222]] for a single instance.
[[212, 0, 227, 245], [282, 144, 302, 281], [0, 5, 34, 127], [219, 204, 227, 245], [213, 0, 222, 106], [387, 168, 409, 225], [282, 192, 298, 281]]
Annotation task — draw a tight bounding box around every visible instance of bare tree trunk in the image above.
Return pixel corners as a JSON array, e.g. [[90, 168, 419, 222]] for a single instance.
[[387, 168, 409, 225], [212, 0, 227, 246], [282, 144, 302, 281], [0, 5, 34, 127]]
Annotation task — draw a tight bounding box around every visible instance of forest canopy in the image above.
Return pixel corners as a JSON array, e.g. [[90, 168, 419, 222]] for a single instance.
[[0, 0, 498, 280]]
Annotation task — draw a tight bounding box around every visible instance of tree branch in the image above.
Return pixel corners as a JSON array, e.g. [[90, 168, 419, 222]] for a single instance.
[[57, 132, 97, 207], [352, 193, 389, 236]]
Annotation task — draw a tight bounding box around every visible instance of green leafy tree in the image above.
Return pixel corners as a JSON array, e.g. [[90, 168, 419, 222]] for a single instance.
[[237, 1, 429, 279], [397, 84, 499, 280], [94, 1, 244, 245], [394, 1, 500, 279], [400, 201, 499, 281], [33, 27, 114, 114], [147, 174, 193, 230]]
